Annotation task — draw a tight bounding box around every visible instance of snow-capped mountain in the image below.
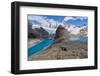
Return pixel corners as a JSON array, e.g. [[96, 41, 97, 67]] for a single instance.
[[32, 23, 87, 36], [31, 22, 65, 34], [32, 24, 57, 34], [28, 15, 88, 36], [79, 26, 88, 36], [67, 25, 88, 35]]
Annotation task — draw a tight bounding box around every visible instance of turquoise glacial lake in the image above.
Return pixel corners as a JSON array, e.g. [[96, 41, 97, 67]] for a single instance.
[[28, 38, 54, 56], [28, 35, 87, 56]]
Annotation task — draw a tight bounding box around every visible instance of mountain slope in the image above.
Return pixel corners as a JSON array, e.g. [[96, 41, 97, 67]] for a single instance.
[[29, 26, 49, 38]]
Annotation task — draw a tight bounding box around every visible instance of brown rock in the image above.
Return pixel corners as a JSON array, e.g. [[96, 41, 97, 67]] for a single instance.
[[54, 25, 70, 43]]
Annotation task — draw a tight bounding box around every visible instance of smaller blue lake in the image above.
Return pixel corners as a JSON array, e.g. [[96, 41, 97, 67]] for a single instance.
[[70, 35, 87, 42]]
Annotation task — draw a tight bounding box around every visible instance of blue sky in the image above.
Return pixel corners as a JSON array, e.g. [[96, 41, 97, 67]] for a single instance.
[[65, 17, 88, 27], [44, 15, 64, 22], [28, 15, 88, 27]]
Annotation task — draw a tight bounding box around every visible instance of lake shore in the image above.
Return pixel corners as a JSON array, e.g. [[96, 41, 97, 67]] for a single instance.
[[28, 38, 41, 48]]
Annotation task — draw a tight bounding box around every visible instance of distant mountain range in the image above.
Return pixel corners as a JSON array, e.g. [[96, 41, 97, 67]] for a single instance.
[[79, 26, 87, 36], [67, 25, 88, 36], [31, 23, 87, 35], [28, 20, 88, 39]]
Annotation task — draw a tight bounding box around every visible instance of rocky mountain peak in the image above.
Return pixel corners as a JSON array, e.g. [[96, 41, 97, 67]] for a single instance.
[[54, 25, 70, 43]]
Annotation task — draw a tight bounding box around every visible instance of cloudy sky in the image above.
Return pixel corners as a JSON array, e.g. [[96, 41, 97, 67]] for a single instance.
[[28, 15, 88, 27]]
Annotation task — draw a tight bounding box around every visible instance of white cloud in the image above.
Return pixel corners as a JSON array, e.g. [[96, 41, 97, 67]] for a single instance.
[[28, 16, 50, 27], [28, 15, 60, 28], [64, 16, 87, 21], [47, 19, 57, 27], [64, 17, 76, 21], [76, 17, 87, 20]]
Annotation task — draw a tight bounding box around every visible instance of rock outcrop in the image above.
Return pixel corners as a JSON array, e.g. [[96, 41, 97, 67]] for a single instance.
[[33, 27, 49, 38], [54, 25, 70, 43]]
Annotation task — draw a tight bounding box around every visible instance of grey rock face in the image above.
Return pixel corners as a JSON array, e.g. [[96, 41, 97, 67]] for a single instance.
[[28, 21, 49, 38], [54, 25, 70, 43]]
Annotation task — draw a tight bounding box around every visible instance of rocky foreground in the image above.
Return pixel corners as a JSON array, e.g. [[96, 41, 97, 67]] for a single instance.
[[28, 40, 88, 61]]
